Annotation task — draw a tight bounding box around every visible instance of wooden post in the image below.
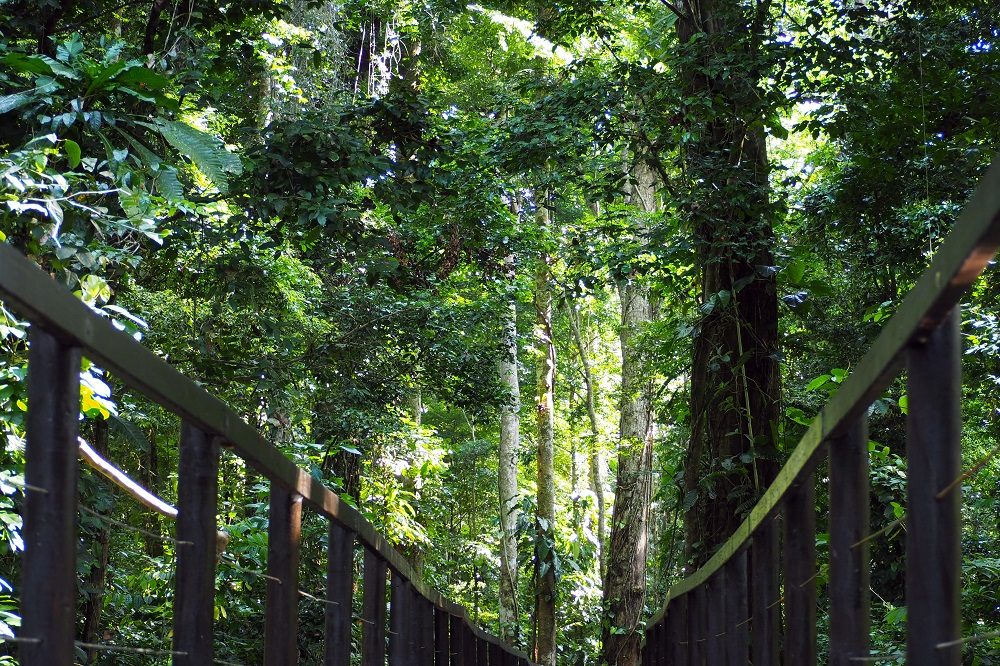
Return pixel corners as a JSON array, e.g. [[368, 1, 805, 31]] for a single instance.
[[362, 549, 388, 666], [20, 328, 81, 666], [449, 614, 463, 666], [648, 622, 661, 666], [325, 522, 355, 666], [389, 575, 409, 666], [476, 633, 488, 664], [654, 621, 666, 666], [434, 607, 450, 666], [490, 641, 503, 665], [751, 517, 779, 666], [173, 423, 219, 666], [829, 417, 870, 666], [418, 596, 434, 666], [265, 484, 303, 665], [724, 549, 748, 666], [463, 623, 477, 665], [666, 594, 687, 665], [783, 471, 817, 666], [706, 572, 726, 664], [688, 585, 705, 666], [907, 308, 962, 664]]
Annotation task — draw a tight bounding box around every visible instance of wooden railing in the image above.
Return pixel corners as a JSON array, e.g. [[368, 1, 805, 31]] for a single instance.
[[641, 155, 1000, 666], [0, 244, 535, 664]]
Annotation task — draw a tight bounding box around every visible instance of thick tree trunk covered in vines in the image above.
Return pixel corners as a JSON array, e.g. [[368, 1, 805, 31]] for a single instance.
[[677, 0, 782, 569], [498, 284, 521, 641], [533, 201, 557, 666], [601, 160, 657, 666]]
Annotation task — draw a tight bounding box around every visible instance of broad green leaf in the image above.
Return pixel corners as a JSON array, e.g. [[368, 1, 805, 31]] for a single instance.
[[108, 414, 150, 453], [0, 92, 34, 115], [785, 259, 806, 285], [2, 53, 53, 75], [806, 374, 830, 391], [114, 127, 161, 169], [56, 34, 84, 63], [78, 274, 111, 305], [786, 406, 812, 426], [114, 66, 170, 91], [64, 139, 81, 168], [154, 166, 184, 202], [84, 59, 133, 97], [141, 119, 242, 191]]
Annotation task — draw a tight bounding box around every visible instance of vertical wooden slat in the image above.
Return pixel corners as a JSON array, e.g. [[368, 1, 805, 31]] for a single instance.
[[476, 634, 488, 664], [666, 594, 687, 665], [418, 596, 434, 666], [688, 585, 705, 666], [173, 423, 220, 666], [706, 572, 726, 664], [406, 587, 419, 659], [724, 549, 748, 665], [389, 575, 408, 666], [490, 641, 503, 665], [751, 517, 779, 666], [325, 522, 355, 666], [434, 607, 450, 666], [829, 417, 870, 666], [449, 614, 463, 666], [655, 621, 666, 666], [784, 472, 817, 666], [647, 623, 659, 666], [463, 623, 477, 666], [907, 307, 962, 665], [265, 484, 303, 665], [363, 550, 388, 666], [20, 328, 81, 666]]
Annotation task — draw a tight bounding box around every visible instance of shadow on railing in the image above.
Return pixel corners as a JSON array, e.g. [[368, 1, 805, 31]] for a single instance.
[[641, 155, 1000, 665], [0, 243, 534, 665]]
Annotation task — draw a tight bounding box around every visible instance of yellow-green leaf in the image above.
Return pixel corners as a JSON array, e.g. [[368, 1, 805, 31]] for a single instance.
[[64, 139, 81, 168]]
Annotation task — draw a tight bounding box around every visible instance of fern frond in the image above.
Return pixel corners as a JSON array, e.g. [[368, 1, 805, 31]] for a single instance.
[[140, 119, 242, 192]]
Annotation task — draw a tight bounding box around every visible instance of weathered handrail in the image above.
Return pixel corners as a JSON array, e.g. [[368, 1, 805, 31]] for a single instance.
[[642, 153, 1000, 665], [0, 243, 534, 664]]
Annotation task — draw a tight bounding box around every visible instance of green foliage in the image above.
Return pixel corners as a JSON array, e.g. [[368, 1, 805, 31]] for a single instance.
[[1, 0, 999, 663]]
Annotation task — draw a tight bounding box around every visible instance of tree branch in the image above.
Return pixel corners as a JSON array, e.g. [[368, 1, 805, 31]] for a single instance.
[[657, 0, 686, 19]]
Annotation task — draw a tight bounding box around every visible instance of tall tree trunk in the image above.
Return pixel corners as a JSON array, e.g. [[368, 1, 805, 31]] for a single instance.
[[498, 276, 521, 641], [676, 0, 782, 568], [141, 428, 164, 557], [405, 386, 426, 577], [533, 199, 557, 666], [567, 305, 607, 574], [81, 418, 111, 663], [601, 159, 658, 666]]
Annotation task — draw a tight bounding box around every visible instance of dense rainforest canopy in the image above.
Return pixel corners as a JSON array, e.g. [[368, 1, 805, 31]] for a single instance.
[[0, 0, 998, 663]]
